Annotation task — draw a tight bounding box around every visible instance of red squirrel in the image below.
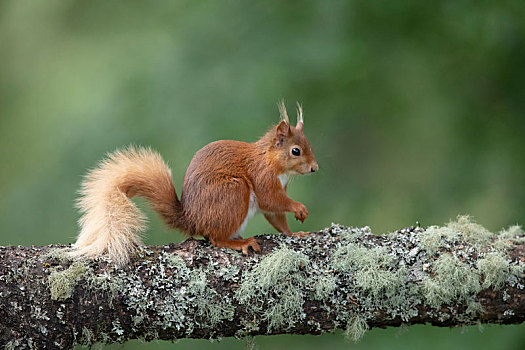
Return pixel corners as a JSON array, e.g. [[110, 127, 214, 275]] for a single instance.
[[72, 101, 318, 265]]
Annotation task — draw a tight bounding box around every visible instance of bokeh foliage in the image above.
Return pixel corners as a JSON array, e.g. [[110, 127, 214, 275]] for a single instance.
[[0, 1, 524, 349]]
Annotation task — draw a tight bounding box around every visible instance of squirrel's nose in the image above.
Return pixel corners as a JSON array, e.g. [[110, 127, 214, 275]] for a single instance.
[[310, 163, 319, 173]]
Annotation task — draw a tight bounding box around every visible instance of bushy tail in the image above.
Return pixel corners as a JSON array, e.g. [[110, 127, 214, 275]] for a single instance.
[[72, 146, 183, 266]]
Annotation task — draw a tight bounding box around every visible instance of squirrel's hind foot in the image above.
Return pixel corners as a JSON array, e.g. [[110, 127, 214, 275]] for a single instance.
[[211, 237, 261, 255], [286, 231, 310, 238]]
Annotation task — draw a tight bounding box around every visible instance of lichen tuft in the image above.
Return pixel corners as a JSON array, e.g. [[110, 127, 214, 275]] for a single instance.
[[48, 261, 88, 300], [43, 247, 74, 264], [309, 272, 337, 300], [418, 226, 459, 255], [86, 271, 124, 306], [240, 244, 310, 291], [421, 253, 480, 309], [477, 251, 510, 289], [244, 336, 258, 350], [236, 244, 310, 331], [494, 225, 525, 252], [447, 215, 495, 249], [80, 326, 95, 346], [344, 315, 369, 342], [332, 243, 407, 308], [189, 269, 235, 327], [354, 265, 407, 300], [332, 244, 392, 272]]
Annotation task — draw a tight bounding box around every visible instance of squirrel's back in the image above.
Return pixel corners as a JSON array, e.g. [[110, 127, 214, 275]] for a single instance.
[[183, 140, 255, 185], [73, 146, 182, 265]]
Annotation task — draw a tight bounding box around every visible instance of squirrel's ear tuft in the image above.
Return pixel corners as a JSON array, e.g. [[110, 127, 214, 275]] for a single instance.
[[296, 102, 304, 132], [278, 99, 290, 124]]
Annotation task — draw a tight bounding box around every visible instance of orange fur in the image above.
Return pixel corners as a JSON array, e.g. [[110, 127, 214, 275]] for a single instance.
[[73, 103, 318, 265]]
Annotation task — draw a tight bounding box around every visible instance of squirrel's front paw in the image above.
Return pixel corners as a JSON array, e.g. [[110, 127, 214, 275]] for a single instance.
[[293, 202, 308, 223]]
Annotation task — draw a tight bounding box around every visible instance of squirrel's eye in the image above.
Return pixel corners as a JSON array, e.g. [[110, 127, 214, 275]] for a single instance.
[[291, 147, 301, 156]]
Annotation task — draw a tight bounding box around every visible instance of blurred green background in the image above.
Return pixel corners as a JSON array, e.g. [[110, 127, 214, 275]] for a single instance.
[[1, 0, 524, 349]]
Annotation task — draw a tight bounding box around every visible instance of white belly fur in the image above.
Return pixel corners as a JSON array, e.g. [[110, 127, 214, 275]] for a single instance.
[[278, 174, 289, 188], [232, 174, 289, 238], [233, 190, 259, 238]]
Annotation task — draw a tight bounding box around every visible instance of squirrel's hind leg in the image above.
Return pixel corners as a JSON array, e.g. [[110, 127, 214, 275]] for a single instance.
[[193, 178, 260, 254]]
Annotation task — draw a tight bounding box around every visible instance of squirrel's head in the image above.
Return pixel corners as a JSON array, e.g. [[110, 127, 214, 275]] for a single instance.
[[271, 101, 319, 175]]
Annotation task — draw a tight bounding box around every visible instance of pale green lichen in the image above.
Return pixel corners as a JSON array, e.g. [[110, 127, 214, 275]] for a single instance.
[[326, 223, 362, 242], [43, 247, 74, 264], [80, 326, 95, 346], [124, 252, 192, 331], [456, 300, 485, 322], [447, 215, 495, 249], [244, 336, 258, 350], [354, 266, 407, 301], [85, 271, 124, 305], [494, 225, 525, 252], [30, 305, 49, 321], [332, 244, 392, 272], [510, 263, 525, 280], [329, 240, 417, 340], [238, 245, 309, 292], [189, 269, 235, 327], [396, 322, 410, 336], [421, 253, 480, 309], [418, 226, 459, 256], [48, 261, 88, 300], [264, 287, 304, 331], [236, 244, 310, 331], [465, 301, 484, 317], [163, 252, 189, 269], [418, 219, 525, 260], [111, 319, 125, 341], [417, 216, 498, 255], [102, 248, 242, 340], [332, 244, 407, 307], [416, 218, 524, 315], [344, 315, 369, 342], [310, 273, 337, 300], [8, 255, 35, 283], [477, 251, 510, 289], [4, 341, 16, 350], [189, 269, 208, 291]]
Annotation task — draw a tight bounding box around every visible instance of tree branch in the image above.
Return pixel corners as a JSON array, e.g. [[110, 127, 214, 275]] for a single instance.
[[2, 217, 524, 349]]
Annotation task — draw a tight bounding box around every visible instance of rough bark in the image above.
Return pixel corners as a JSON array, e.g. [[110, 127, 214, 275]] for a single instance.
[[1, 221, 524, 349]]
